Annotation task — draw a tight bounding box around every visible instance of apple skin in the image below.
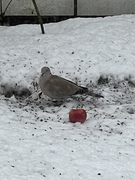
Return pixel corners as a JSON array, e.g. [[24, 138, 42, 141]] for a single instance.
[[69, 109, 87, 123]]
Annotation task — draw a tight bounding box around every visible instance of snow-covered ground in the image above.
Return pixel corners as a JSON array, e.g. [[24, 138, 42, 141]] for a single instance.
[[0, 15, 135, 180]]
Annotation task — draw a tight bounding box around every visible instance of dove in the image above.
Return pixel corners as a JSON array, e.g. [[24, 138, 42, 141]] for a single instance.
[[39, 67, 103, 99]]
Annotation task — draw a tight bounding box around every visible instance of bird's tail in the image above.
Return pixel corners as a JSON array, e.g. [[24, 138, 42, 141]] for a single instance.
[[80, 86, 104, 98], [75, 86, 104, 98], [86, 91, 104, 98], [75, 86, 88, 94]]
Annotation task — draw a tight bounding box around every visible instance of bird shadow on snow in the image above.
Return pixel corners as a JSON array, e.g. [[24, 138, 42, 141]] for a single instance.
[[1, 75, 135, 118], [17, 94, 100, 114], [1, 75, 135, 141]]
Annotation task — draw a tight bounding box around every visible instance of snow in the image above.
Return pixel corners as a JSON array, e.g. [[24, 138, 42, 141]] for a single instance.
[[0, 14, 135, 179]]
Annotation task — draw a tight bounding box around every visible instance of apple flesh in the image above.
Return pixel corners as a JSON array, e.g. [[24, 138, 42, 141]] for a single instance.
[[69, 109, 87, 123]]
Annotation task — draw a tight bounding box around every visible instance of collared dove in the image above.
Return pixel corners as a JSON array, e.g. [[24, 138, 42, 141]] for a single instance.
[[39, 67, 103, 99]]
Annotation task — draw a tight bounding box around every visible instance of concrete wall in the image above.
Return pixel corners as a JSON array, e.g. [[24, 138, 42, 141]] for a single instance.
[[78, 0, 135, 16], [2, 0, 74, 16], [1, 0, 135, 16]]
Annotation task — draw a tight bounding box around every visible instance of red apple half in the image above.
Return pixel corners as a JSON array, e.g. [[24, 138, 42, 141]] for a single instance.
[[69, 109, 87, 123]]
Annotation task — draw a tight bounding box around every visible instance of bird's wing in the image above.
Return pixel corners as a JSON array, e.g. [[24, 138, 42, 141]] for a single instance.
[[46, 75, 80, 98]]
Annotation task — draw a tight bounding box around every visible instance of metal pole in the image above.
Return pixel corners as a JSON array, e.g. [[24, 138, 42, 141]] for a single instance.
[[0, 0, 2, 15], [74, 0, 77, 17], [32, 0, 45, 34], [0, 0, 3, 24], [3, 0, 13, 15]]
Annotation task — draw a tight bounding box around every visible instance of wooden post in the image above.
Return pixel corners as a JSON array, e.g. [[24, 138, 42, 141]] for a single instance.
[[32, 0, 45, 34]]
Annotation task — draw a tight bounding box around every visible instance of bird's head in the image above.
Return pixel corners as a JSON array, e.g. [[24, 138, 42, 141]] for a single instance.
[[41, 66, 51, 76]]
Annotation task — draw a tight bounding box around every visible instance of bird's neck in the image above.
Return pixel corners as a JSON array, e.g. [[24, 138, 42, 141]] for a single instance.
[[41, 72, 52, 79]]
